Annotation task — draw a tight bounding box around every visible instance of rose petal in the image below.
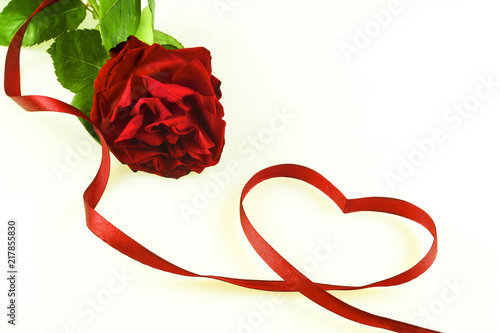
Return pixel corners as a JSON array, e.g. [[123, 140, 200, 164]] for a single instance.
[[172, 59, 215, 96]]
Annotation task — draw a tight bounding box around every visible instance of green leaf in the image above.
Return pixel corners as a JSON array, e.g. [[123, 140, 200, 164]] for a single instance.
[[99, 0, 141, 50], [134, 5, 154, 44], [72, 81, 94, 116], [47, 29, 109, 94], [72, 83, 101, 142], [0, 0, 87, 47], [48, 29, 108, 143], [154, 30, 183, 50], [72, 82, 100, 142]]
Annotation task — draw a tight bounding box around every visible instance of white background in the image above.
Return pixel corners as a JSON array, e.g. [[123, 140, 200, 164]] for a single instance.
[[1, 0, 499, 332]]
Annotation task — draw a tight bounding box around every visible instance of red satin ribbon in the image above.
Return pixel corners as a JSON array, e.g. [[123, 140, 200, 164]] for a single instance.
[[4, 1, 440, 332]]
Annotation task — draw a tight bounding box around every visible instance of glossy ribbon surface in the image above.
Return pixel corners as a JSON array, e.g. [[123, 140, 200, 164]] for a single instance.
[[4, 1, 440, 331]]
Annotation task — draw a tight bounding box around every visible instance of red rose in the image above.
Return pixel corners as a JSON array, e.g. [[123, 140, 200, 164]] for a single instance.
[[90, 36, 225, 179]]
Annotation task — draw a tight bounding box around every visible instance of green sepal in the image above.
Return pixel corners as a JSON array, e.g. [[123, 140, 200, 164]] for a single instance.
[[88, 0, 100, 20], [134, 4, 154, 44], [154, 30, 183, 49]]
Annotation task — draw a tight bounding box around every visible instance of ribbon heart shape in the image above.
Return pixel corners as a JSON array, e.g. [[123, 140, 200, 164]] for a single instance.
[[240, 164, 439, 332], [4, 0, 441, 332]]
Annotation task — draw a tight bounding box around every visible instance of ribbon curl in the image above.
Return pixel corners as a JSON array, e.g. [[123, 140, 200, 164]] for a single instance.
[[4, 1, 440, 332]]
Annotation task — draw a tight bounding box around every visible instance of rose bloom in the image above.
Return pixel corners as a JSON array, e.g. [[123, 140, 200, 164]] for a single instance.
[[91, 36, 225, 179]]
